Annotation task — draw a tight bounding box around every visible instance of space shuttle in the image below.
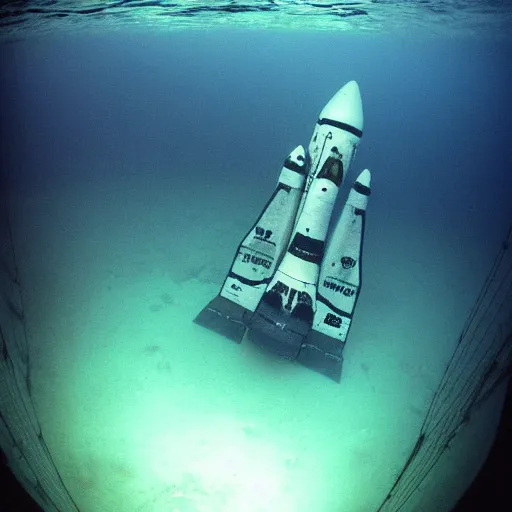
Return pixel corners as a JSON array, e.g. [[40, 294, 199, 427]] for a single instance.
[[194, 81, 371, 382]]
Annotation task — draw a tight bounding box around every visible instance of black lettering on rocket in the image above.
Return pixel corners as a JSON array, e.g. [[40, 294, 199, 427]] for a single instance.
[[324, 313, 342, 328], [241, 251, 272, 269], [323, 280, 356, 297]]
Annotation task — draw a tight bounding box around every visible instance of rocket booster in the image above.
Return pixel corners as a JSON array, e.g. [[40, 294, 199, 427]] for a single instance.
[[316, 168, 371, 343], [194, 146, 307, 342], [194, 80, 370, 382]]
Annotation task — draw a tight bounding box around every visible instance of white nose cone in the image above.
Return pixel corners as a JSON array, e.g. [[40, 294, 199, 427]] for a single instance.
[[318, 80, 364, 133], [356, 168, 371, 188]]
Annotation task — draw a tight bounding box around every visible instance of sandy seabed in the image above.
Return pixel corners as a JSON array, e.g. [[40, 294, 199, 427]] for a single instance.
[[14, 171, 505, 512]]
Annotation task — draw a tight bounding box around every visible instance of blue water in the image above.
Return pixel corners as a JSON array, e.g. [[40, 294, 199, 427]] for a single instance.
[[1, 24, 511, 512], [3, 31, 511, 232]]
